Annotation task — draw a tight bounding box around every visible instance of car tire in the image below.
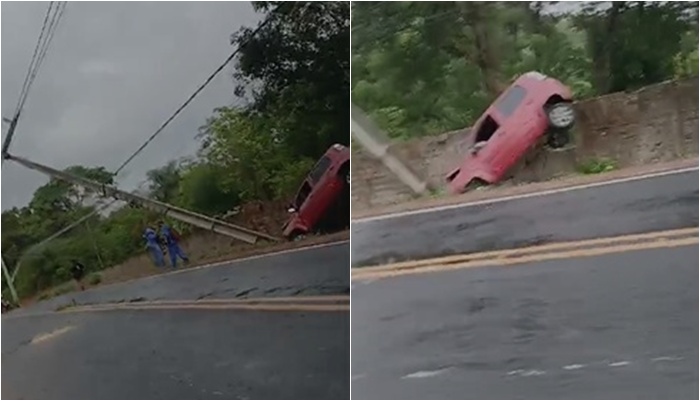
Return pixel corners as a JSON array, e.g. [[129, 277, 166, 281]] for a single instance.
[[546, 102, 575, 130], [546, 129, 570, 149], [465, 178, 487, 192]]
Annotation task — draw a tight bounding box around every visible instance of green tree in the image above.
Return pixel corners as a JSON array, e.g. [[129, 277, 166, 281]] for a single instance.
[[232, 1, 350, 158], [146, 160, 182, 203]]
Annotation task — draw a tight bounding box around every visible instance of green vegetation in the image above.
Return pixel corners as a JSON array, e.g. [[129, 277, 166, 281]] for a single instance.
[[578, 158, 617, 175], [352, 1, 698, 139], [87, 272, 102, 286], [2, 1, 349, 299]]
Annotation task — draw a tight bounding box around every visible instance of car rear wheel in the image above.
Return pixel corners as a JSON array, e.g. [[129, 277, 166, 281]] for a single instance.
[[546, 102, 575, 130], [465, 178, 488, 192], [547, 129, 570, 149]]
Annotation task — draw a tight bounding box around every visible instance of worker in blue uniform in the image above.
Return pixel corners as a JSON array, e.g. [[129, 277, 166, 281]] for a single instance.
[[143, 226, 164, 267], [158, 221, 189, 268]]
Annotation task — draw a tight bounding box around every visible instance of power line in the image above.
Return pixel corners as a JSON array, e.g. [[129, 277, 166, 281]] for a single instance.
[[14, 1, 55, 117], [112, 4, 283, 177], [3, 1, 67, 158], [15, 1, 67, 117]]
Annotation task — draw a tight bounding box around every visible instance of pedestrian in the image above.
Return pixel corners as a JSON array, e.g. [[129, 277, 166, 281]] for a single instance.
[[143, 226, 165, 267], [158, 220, 189, 268], [70, 259, 86, 291]]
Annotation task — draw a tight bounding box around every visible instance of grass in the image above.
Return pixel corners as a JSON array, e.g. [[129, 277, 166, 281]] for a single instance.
[[50, 282, 75, 298], [578, 158, 617, 175], [87, 272, 102, 286], [428, 187, 445, 198]]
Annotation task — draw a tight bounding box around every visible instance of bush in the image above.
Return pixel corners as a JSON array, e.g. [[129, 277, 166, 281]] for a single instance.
[[578, 158, 617, 175]]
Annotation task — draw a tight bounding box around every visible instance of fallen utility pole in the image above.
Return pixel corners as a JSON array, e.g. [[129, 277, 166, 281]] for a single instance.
[[5, 153, 281, 245], [351, 103, 433, 195]]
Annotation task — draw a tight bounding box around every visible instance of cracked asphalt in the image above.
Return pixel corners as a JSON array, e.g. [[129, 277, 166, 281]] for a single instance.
[[12, 242, 350, 313], [2, 242, 350, 400]]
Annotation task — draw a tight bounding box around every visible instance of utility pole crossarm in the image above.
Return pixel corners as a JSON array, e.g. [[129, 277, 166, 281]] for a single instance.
[[5, 153, 281, 244]]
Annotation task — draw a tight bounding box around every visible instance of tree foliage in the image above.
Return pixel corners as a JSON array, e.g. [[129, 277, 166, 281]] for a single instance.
[[351, 1, 698, 139], [2, 1, 349, 300]]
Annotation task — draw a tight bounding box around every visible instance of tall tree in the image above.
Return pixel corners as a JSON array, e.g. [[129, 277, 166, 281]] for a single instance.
[[231, 1, 350, 158]]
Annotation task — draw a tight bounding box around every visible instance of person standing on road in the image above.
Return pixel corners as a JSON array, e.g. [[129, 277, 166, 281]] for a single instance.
[[159, 221, 189, 268], [143, 226, 165, 267], [70, 259, 86, 291]]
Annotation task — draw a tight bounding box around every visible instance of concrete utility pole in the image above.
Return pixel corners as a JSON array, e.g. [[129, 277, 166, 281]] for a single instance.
[[1, 117, 20, 305], [2, 259, 19, 305], [350, 103, 433, 195], [5, 153, 281, 244]]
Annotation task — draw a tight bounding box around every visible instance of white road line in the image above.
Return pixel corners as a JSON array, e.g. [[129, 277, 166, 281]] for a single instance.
[[353, 166, 698, 224], [30, 325, 75, 345], [651, 356, 684, 362], [402, 368, 452, 379], [506, 355, 687, 379]]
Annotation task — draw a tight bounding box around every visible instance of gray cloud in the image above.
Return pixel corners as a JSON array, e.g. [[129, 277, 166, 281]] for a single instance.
[[1, 1, 261, 209]]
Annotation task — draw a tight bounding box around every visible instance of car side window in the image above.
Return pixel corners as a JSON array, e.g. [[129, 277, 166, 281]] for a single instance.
[[294, 181, 312, 208], [309, 156, 332, 183], [495, 85, 527, 118]]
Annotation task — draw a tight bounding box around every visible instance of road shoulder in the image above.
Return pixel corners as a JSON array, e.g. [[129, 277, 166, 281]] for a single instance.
[[352, 158, 698, 221]]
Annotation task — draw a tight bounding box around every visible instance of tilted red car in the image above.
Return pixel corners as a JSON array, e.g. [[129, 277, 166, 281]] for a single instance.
[[283, 143, 350, 240], [446, 72, 576, 195]]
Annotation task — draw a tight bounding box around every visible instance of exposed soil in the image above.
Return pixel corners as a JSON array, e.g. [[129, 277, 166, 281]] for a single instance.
[[352, 158, 698, 220]]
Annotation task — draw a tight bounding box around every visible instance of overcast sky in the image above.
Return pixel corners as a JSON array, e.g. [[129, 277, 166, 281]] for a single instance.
[[1, 1, 260, 210]]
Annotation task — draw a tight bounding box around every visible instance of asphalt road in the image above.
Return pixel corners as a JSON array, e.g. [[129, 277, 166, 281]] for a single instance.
[[351, 245, 699, 400], [14, 242, 350, 313], [351, 170, 698, 267], [2, 242, 350, 400]]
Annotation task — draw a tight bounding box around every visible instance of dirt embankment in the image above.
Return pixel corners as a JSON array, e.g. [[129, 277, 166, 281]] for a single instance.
[[351, 77, 699, 213]]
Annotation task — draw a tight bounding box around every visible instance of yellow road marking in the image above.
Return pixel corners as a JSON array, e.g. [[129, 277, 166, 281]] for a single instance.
[[353, 231, 698, 281], [62, 302, 349, 314], [30, 325, 75, 345], [133, 295, 350, 305], [4, 295, 349, 320], [46, 295, 349, 316], [354, 227, 698, 277]]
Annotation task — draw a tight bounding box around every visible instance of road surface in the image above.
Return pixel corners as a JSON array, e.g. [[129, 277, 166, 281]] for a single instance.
[[2, 242, 350, 400], [352, 169, 698, 267], [351, 170, 699, 399], [351, 245, 698, 399]]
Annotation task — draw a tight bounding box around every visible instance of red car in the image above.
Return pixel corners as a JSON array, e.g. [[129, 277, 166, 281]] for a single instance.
[[445, 72, 575, 195], [283, 144, 350, 240]]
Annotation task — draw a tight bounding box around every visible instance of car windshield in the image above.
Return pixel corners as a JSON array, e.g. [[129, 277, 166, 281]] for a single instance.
[[495, 85, 527, 118]]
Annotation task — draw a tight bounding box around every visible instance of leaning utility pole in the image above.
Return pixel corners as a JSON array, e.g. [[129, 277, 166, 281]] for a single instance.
[[350, 103, 433, 195], [1, 117, 20, 305], [4, 153, 281, 244]]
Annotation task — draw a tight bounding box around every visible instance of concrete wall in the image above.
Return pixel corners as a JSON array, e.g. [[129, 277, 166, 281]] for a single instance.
[[351, 78, 699, 211]]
